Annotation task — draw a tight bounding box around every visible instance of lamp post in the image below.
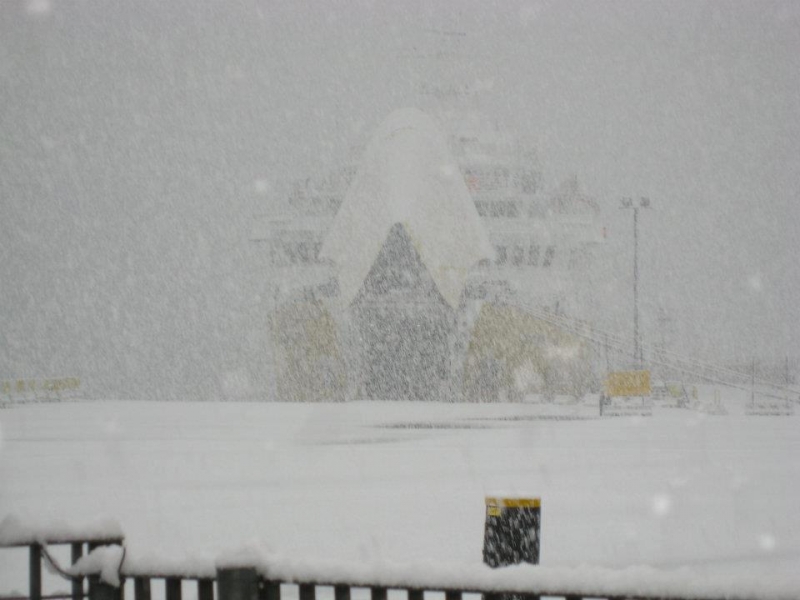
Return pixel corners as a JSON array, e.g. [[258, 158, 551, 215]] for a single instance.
[[620, 197, 650, 368]]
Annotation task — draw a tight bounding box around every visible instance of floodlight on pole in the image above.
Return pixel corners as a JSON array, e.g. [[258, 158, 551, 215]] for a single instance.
[[620, 197, 651, 368]]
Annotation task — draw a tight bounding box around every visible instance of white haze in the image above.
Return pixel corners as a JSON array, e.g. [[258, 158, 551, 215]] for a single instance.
[[1, 0, 798, 399]]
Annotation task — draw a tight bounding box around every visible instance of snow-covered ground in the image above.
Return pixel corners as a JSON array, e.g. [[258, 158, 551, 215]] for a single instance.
[[1, 390, 798, 597]]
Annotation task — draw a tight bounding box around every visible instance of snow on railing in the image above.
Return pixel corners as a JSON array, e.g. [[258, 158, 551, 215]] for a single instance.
[[0, 516, 124, 600], [227, 555, 800, 600], [0, 516, 123, 548], [2, 518, 798, 600]]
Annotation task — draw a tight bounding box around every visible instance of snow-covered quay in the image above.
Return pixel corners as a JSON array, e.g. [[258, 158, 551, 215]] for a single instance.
[[1, 394, 798, 598]]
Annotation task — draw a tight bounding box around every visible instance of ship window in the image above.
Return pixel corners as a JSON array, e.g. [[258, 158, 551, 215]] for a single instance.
[[512, 245, 525, 266], [569, 247, 588, 269], [528, 244, 540, 266], [495, 245, 507, 265], [495, 168, 509, 188], [298, 242, 310, 263], [486, 201, 518, 218], [270, 243, 285, 266], [528, 202, 546, 218], [283, 242, 298, 264], [543, 245, 555, 267], [519, 171, 537, 194]]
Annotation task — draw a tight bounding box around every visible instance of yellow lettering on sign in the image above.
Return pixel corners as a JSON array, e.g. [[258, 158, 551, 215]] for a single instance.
[[606, 370, 651, 397], [485, 497, 541, 509]]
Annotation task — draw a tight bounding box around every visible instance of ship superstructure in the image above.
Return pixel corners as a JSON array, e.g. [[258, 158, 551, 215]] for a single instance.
[[253, 108, 605, 401]]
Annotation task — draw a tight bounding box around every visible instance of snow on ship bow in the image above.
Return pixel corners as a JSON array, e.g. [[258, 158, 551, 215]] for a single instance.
[[320, 108, 493, 310]]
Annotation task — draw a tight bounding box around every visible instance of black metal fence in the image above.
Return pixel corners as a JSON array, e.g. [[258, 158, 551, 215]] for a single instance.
[[0, 535, 788, 600]]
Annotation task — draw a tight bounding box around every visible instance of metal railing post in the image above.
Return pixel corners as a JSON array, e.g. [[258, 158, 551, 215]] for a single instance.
[[165, 578, 182, 600], [71, 543, 84, 600], [217, 567, 259, 600], [333, 585, 350, 600], [298, 584, 315, 600], [198, 579, 215, 600], [29, 544, 42, 600], [134, 578, 152, 600], [88, 576, 121, 600], [260, 581, 280, 600]]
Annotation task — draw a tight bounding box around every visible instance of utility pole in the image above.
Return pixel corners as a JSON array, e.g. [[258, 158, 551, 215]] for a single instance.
[[786, 355, 791, 409], [620, 197, 650, 368], [657, 308, 671, 380]]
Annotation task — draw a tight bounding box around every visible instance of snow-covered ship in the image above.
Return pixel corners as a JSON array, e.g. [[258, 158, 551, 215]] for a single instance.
[[253, 108, 605, 402]]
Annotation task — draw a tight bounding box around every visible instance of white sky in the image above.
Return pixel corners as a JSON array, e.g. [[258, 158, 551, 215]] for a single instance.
[[1, 0, 798, 397]]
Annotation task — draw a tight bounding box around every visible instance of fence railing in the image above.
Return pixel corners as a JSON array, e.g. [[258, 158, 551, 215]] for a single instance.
[[0, 531, 123, 600], [2, 534, 795, 600]]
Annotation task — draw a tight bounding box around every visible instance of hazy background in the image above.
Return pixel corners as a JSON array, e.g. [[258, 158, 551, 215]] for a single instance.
[[1, 0, 798, 400]]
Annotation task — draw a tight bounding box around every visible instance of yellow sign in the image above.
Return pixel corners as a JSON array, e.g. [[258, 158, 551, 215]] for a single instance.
[[1, 377, 81, 398], [485, 497, 541, 509], [606, 370, 651, 397]]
